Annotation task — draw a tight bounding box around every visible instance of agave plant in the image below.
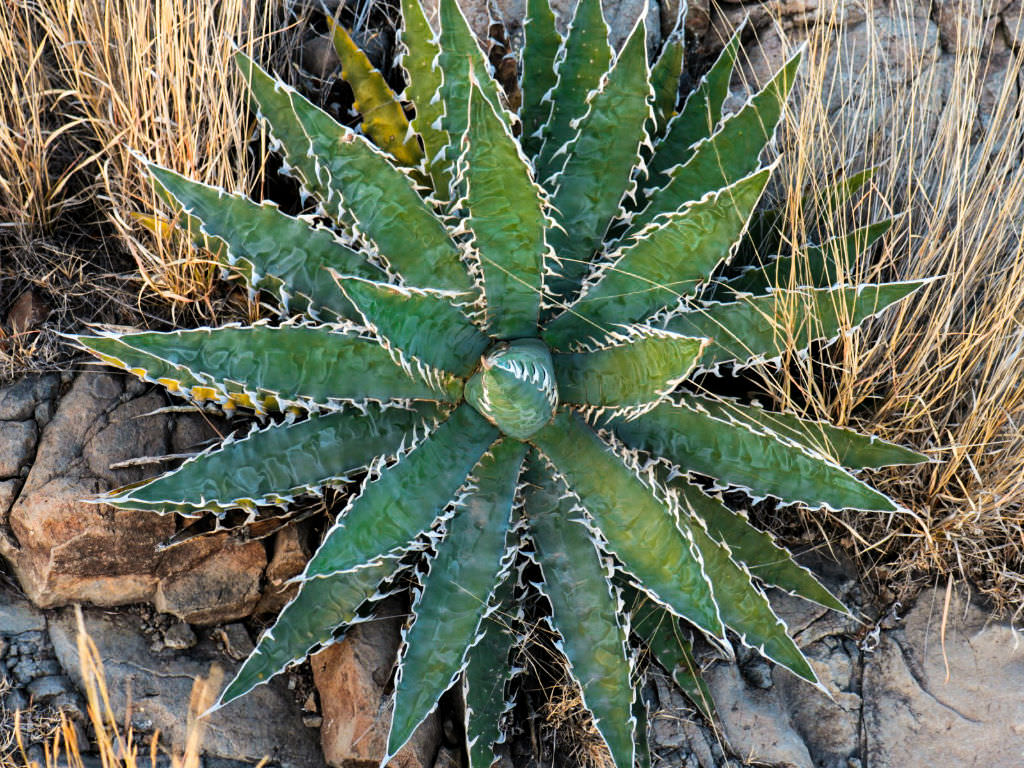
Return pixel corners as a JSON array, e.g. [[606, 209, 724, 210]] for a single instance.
[[75, 0, 930, 765]]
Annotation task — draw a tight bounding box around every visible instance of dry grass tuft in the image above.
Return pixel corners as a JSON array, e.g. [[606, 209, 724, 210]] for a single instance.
[[1, 608, 223, 768], [732, 0, 1024, 613]]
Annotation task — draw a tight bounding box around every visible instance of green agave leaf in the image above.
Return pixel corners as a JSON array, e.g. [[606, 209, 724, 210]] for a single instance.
[[148, 165, 383, 321], [674, 480, 847, 613], [649, 32, 685, 141], [681, 497, 818, 683], [607, 400, 899, 511], [545, 15, 653, 303], [101, 404, 439, 516], [531, 412, 726, 641], [724, 217, 896, 298], [553, 328, 706, 411], [543, 167, 771, 349], [332, 275, 489, 377], [217, 560, 394, 707], [679, 391, 928, 469], [329, 19, 423, 166], [437, 0, 506, 189], [398, 0, 450, 193], [464, 572, 519, 768], [524, 456, 635, 768], [667, 281, 929, 371], [461, 82, 548, 339], [303, 404, 498, 579], [76, 325, 462, 411], [236, 52, 472, 294], [634, 49, 801, 232], [623, 584, 715, 720], [389, 439, 527, 756], [632, 685, 651, 768], [534, 0, 612, 183], [519, 0, 562, 158], [645, 24, 742, 189], [736, 165, 883, 268]]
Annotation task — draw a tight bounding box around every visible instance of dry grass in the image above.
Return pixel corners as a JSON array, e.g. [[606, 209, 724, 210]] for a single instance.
[[1, 608, 223, 768], [728, 0, 1024, 613]]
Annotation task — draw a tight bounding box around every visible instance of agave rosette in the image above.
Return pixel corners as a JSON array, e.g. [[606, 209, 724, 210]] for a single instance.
[[75, 0, 929, 764]]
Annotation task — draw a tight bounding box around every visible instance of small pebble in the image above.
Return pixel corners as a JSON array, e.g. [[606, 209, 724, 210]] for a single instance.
[[301, 713, 323, 728], [163, 621, 197, 650], [26, 675, 70, 702]]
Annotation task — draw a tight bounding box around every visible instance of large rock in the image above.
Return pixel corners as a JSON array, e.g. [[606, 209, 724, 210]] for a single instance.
[[48, 606, 324, 767], [312, 597, 442, 768], [863, 585, 1024, 767], [0, 372, 265, 624]]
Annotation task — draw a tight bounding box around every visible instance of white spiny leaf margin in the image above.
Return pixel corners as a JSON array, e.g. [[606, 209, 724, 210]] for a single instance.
[[665, 468, 852, 615], [453, 71, 562, 334], [92, 401, 443, 518], [532, 442, 731, 655], [533, 0, 611, 185], [660, 276, 940, 377], [383, 444, 528, 763], [519, 453, 638, 768], [559, 325, 710, 422], [634, 391, 907, 515], [72, 319, 456, 415], [326, 269, 481, 383]]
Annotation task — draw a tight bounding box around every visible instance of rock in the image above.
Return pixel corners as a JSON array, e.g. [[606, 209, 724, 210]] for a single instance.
[[933, 0, 1006, 53], [0, 420, 37, 478], [163, 621, 198, 651], [312, 597, 441, 768], [255, 524, 310, 616], [863, 585, 1024, 768], [6, 290, 50, 335], [0, 478, 19, 519], [0, 372, 266, 623], [432, 746, 461, 768], [0, 586, 46, 635], [153, 534, 265, 625], [0, 375, 59, 421], [1003, 0, 1024, 45], [26, 674, 72, 702], [48, 606, 324, 767]]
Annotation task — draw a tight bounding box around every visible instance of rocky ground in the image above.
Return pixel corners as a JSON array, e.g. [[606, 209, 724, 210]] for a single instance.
[[3, 0, 1024, 763]]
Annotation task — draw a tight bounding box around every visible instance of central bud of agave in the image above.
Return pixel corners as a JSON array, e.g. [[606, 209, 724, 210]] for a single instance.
[[464, 339, 558, 439]]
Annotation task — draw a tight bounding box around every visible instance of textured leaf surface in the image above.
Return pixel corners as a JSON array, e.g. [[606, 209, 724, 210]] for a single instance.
[[675, 480, 847, 613], [399, 0, 449, 192], [303, 404, 498, 579], [534, 0, 612, 182], [525, 457, 635, 768], [437, 0, 505, 184], [546, 18, 652, 301], [464, 575, 518, 768], [680, 391, 928, 469], [462, 84, 547, 338], [553, 330, 705, 410], [149, 165, 382, 320], [725, 218, 895, 297], [544, 168, 770, 348], [102, 406, 437, 516], [389, 440, 526, 755], [646, 26, 741, 188], [330, 20, 422, 165], [77, 326, 461, 409], [668, 282, 927, 370], [684, 503, 817, 682], [238, 52, 471, 293], [531, 412, 725, 639], [334, 276, 489, 377], [625, 586, 714, 719], [608, 401, 898, 511], [635, 50, 800, 231], [218, 560, 393, 707], [519, 0, 562, 158], [649, 35, 684, 140]]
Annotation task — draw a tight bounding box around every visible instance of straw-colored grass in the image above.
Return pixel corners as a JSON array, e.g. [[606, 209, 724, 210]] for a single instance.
[[730, 0, 1024, 613], [1, 608, 225, 768]]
